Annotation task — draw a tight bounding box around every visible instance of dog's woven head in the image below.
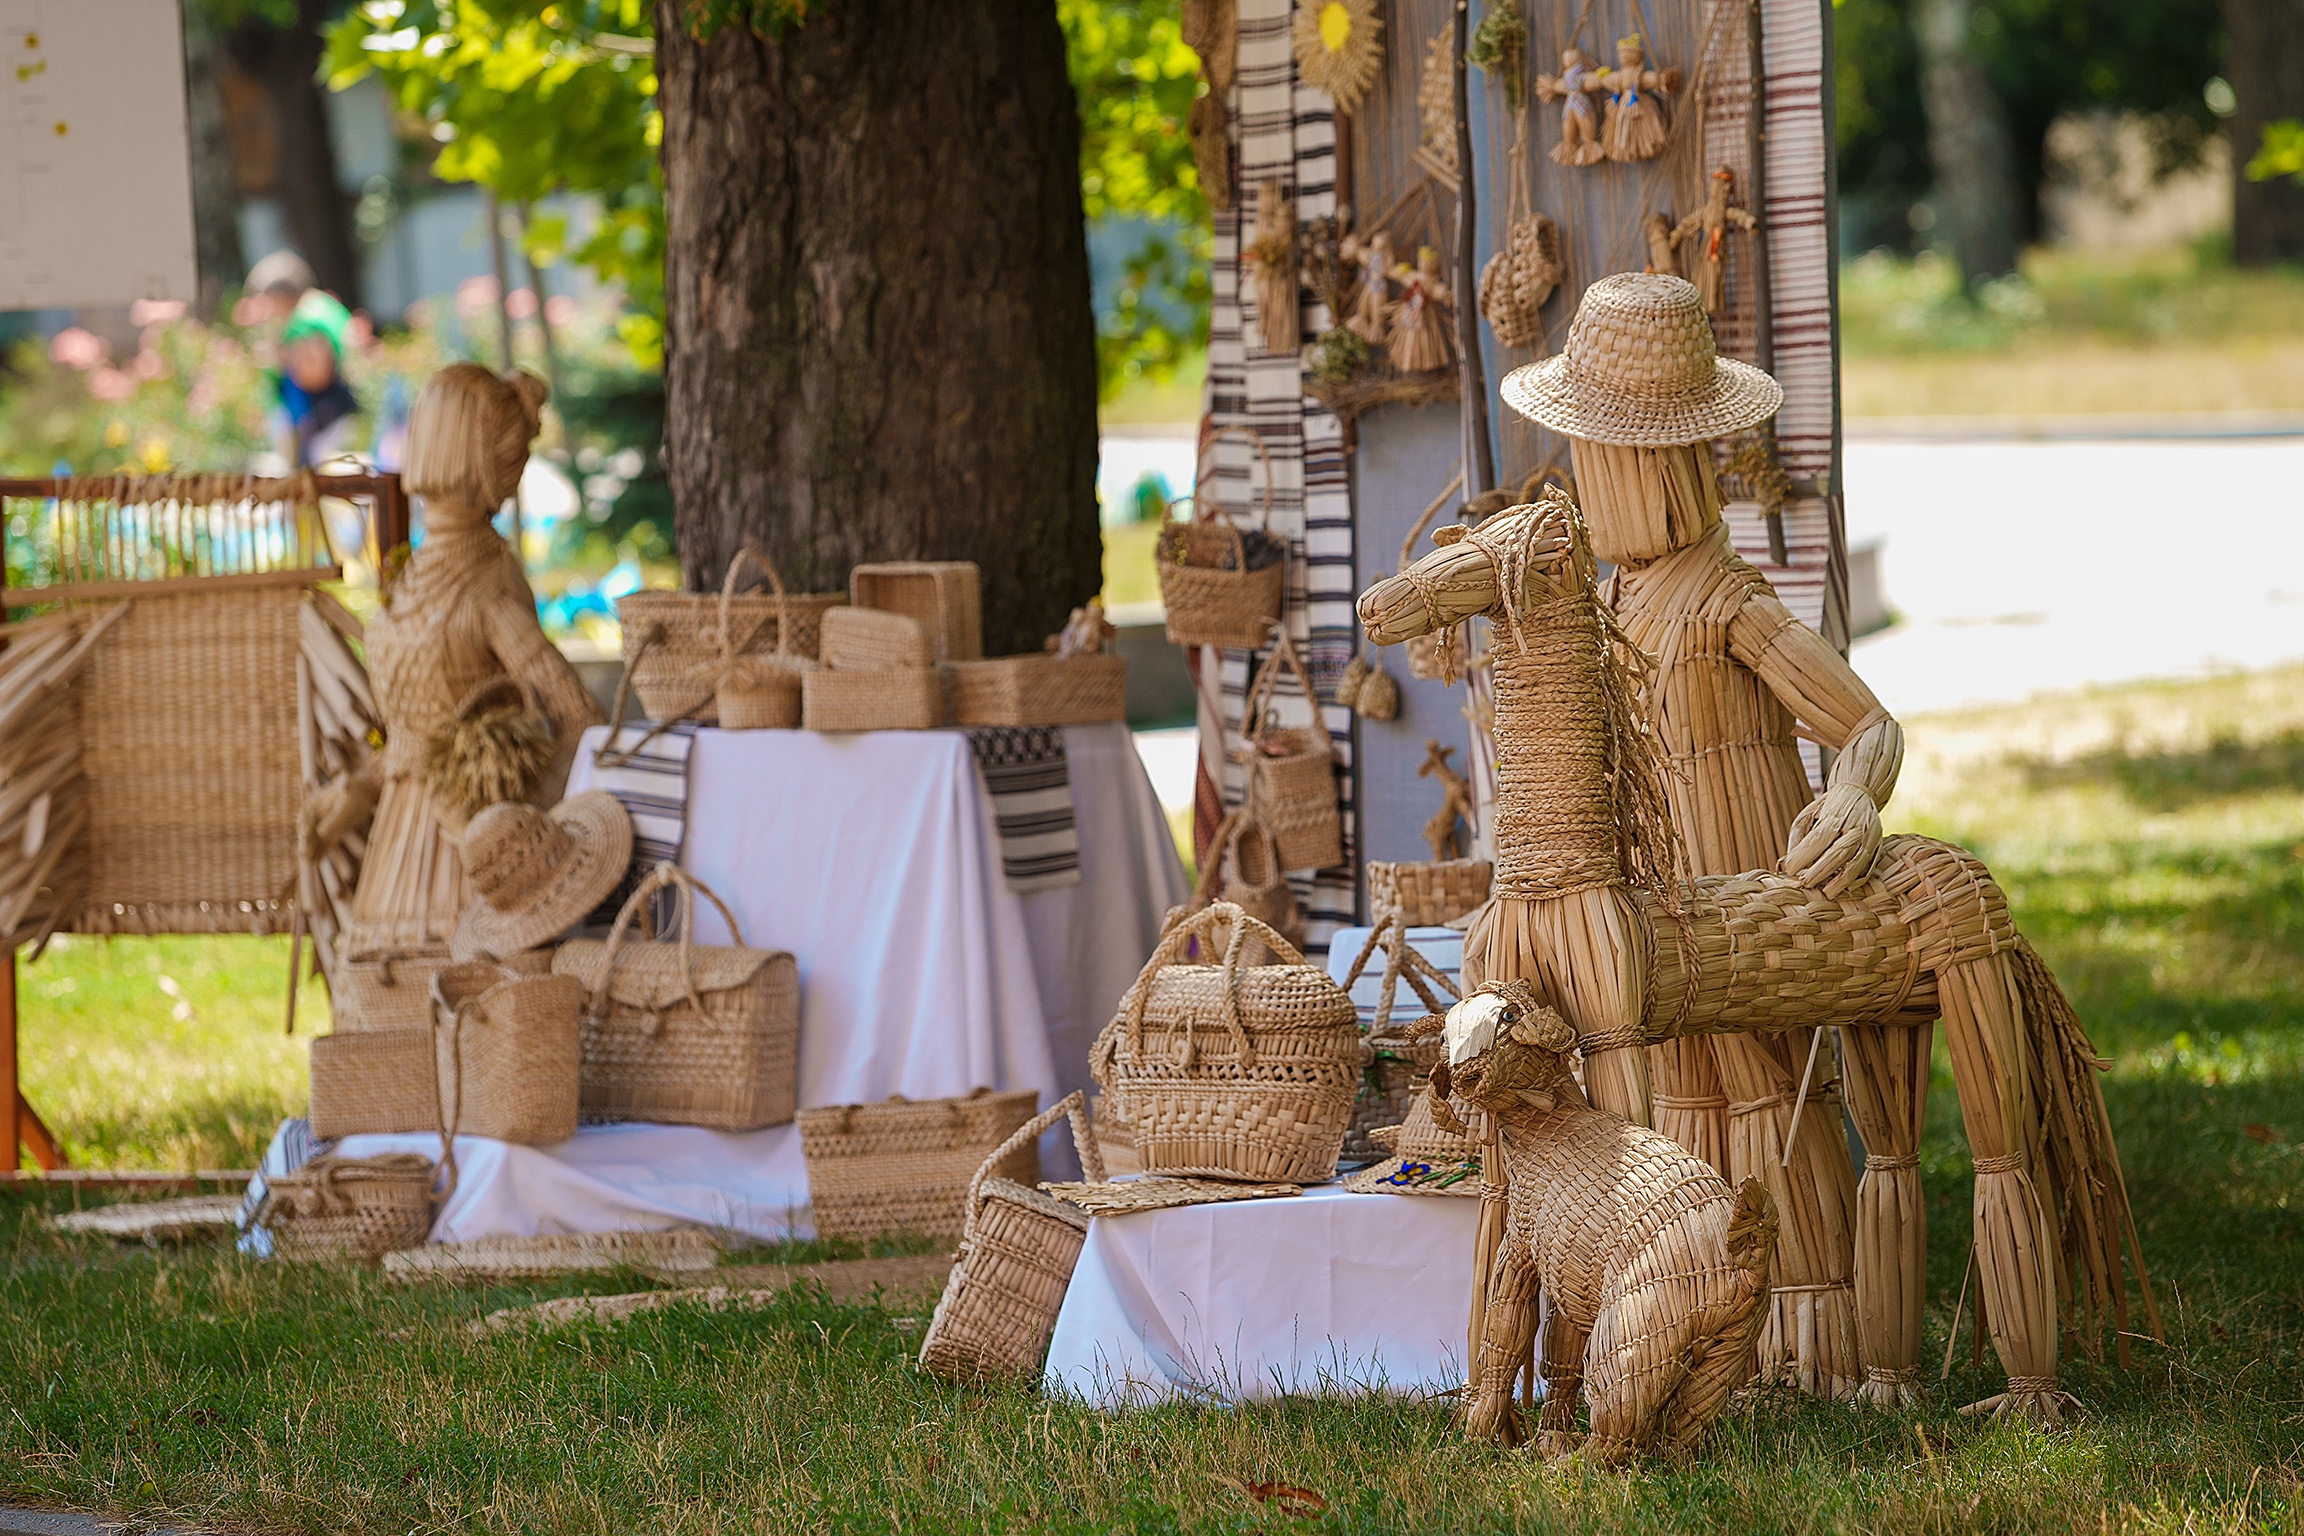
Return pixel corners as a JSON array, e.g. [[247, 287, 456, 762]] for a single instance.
[[1406, 980, 1586, 1124]]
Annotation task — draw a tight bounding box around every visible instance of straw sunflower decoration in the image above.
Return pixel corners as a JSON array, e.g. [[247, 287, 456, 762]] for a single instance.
[[1291, 0, 1383, 113]]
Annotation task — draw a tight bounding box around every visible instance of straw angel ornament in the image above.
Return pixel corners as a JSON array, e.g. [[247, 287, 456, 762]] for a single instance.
[[1387, 246, 1454, 373]]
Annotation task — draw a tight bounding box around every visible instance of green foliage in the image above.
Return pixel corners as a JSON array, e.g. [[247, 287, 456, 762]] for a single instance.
[[1467, 0, 1528, 110], [2249, 120, 2304, 185]]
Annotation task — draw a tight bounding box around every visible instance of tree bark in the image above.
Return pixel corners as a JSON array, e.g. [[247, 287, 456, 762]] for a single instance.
[[230, 0, 361, 307], [1912, 0, 2022, 284], [181, 1, 244, 319], [655, 0, 1101, 656], [2224, 0, 2304, 264]]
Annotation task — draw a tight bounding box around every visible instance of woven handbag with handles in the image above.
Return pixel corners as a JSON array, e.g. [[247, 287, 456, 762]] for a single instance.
[[616, 558, 845, 724], [712, 547, 816, 729], [917, 1090, 1104, 1381], [1090, 902, 1359, 1183], [1240, 629, 1344, 871], [797, 1086, 1040, 1240], [430, 959, 584, 1145], [1185, 807, 1302, 950], [1156, 426, 1286, 650], [552, 863, 800, 1130], [1332, 916, 1460, 1162]]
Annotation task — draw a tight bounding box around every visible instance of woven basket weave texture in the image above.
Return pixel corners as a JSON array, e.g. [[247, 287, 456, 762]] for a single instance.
[[819, 606, 932, 672], [309, 1029, 439, 1140], [432, 960, 584, 1145], [1366, 859, 1493, 927], [801, 666, 944, 731], [798, 1087, 1040, 1240], [616, 579, 843, 724], [850, 562, 981, 662], [947, 654, 1126, 727], [257, 1152, 441, 1262]]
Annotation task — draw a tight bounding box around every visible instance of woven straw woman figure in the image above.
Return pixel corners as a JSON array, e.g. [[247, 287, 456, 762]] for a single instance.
[[1502, 274, 1904, 1403], [302, 364, 605, 972], [1386, 246, 1453, 374], [1597, 35, 1680, 163]]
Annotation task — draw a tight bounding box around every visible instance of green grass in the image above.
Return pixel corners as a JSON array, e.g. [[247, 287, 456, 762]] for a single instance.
[[1102, 517, 1167, 611], [3, 668, 2303, 1532]]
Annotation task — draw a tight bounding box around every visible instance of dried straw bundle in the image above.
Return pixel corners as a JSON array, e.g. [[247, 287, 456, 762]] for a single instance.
[[423, 676, 555, 835]]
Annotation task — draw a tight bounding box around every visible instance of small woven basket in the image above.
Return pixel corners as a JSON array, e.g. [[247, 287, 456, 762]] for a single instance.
[[850, 562, 982, 662], [798, 1086, 1040, 1240], [801, 665, 944, 731], [334, 955, 444, 1034], [947, 654, 1126, 727], [552, 863, 801, 1131], [819, 605, 932, 672], [712, 548, 816, 730], [917, 1090, 1105, 1381], [1090, 902, 1360, 1183], [309, 1028, 439, 1140], [1242, 631, 1343, 871], [1344, 1045, 1445, 1164], [1158, 426, 1286, 650], [616, 562, 844, 724], [1187, 809, 1302, 951], [256, 1151, 448, 1263], [431, 960, 584, 1146], [1365, 859, 1494, 927]]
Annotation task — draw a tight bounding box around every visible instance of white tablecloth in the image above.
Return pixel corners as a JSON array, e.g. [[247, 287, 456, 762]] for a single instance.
[[1042, 1183, 1480, 1408], [335, 721, 1186, 1242]]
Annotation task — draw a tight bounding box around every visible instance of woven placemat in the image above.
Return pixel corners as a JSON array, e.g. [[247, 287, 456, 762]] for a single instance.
[[49, 1195, 243, 1244], [1039, 1178, 1302, 1216], [384, 1227, 722, 1283]]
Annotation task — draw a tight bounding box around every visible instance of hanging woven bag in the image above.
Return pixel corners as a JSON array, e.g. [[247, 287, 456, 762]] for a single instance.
[[1089, 901, 1359, 1183], [916, 1090, 1105, 1381], [1477, 132, 1562, 351], [552, 862, 801, 1131], [1186, 807, 1303, 950], [1240, 627, 1344, 871], [423, 675, 556, 837], [713, 547, 816, 729], [1156, 425, 1287, 650]]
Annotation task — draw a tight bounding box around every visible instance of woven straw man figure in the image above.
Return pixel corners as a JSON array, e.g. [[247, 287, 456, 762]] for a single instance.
[[301, 364, 606, 987], [1670, 168, 1760, 317], [1504, 273, 1908, 1403], [1533, 46, 1608, 167]]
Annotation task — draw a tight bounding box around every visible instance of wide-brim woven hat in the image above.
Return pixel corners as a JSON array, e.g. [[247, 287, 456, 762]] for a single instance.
[[1499, 272, 1784, 447], [451, 791, 632, 961], [1343, 1083, 1481, 1197]]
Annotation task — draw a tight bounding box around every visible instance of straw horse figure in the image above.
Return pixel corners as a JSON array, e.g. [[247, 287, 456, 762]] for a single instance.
[[1419, 740, 1475, 861], [1359, 491, 2154, 1427]]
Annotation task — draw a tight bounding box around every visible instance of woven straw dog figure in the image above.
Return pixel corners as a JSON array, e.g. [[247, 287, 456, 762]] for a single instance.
[[1424, 981, 1775, 1461]]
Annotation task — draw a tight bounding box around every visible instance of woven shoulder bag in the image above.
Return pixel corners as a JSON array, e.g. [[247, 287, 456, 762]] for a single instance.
[[1239, 630, 1343, 872], [917, 1090, 1104, 1381], [430, 960, 584, 1145], [552, 863, 800, 1131], [1090, 901, 1359, 1183], [1156, 426, 1286, 651]]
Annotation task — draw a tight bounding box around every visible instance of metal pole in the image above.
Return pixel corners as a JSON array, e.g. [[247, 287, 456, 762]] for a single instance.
[[1454, 0, 1495, 496]]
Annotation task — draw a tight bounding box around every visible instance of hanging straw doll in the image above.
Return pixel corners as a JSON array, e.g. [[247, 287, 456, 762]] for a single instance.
[[1533, 45, 1609, 167], [300, 364, 607, 992], [1598, 34, 1681, 163], [1340, 228, 1396, 345], [1670, 168, 1760, 317], [1641, 212, 1682, 277], [1387, 246, 1454, 374], [1500, 274, 1907, 1404], [1245, 180, 1303, 356]]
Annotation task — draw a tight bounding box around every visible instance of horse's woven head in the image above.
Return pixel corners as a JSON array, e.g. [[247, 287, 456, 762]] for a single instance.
[[1405, 979, 1586, 1126]]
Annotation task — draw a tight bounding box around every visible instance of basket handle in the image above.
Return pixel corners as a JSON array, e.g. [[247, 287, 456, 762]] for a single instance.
[[959, 1091, 1102, 1245], [1238, 626, 1331, 765], [587, 861, 749, 1023], [1185, 807, 1252, 910], [1203, 425, 1275, 532], [1121, 900, 1304, 1067], [716, 545, 790, 664], [451, 672, 543, 724], [595, 622, 714, 770], [423, 972, 467, 1213]]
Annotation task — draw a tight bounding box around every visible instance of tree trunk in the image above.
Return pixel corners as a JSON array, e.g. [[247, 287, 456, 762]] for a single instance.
[[181, 1, 244, 319], [230, 0, 360, 308], [655, 0, 1101, 656], [1912, 0, 2022, 284], [2224, 0, 2304, 264]]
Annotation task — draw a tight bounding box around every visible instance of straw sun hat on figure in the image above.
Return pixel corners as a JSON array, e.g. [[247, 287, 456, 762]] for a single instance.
[[1499, 272, 1902, 896]]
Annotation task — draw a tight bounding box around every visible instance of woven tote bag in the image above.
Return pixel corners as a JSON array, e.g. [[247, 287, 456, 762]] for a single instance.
[[797, 1087, 1041, 1240], [552, 863, 800, 1131], [1156, 426, 1287, 650], [1090, 902, 1359, 1183], [1240, 630, 1343, 871], [918, 1090, 1104, 1381], [308, 1028, 439, 1140], [256, 1150, 451, 1263], [712, 548, 816, 730], [430, 960, 584, 1145]]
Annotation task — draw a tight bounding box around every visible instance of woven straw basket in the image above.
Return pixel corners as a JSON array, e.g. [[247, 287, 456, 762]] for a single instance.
[[431, 960, 583, 1146], [333, 956, 439, 1033], [256, 1151, 448, 1263], [1158, 426, 1286, 650], [947, 654, 1126, 727], [1187, 809, 1303, 951], [713, 549, 816, 730], [917, 1091, 1105, 1381], [850, 562, 982, 662], [309, 1028, 439, 1140], [819, 605, 932, 671], [552, 863, 801, 1131], [798, 1086, 1040, 1240], [1366, 859, 1493, 927], [1090, 902, 1360, 1183], [616, 559, 844, 724], [1243, 631, 1343, 871], [801, 664, 944, 731]]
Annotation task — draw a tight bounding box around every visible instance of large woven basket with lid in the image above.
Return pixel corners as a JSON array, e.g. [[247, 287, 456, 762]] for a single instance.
[[1090, 902, 1359, 1183]]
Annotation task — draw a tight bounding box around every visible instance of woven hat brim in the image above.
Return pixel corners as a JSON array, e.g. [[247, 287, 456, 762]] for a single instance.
[[1342, 1154, 1482, 1197], [451, 792, 633, 961], [1499, 354, 1784, 447]]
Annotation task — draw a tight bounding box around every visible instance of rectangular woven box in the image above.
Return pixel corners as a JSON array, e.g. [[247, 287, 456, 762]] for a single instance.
[[309, 1030, 440, 1140], [947, 654, 1126, 727], [797, 1088, 1039, 1240], [851, 562, 981, 662]]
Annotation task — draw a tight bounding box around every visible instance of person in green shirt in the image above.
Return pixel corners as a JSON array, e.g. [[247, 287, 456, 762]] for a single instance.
[[248, 251, 360, 467]]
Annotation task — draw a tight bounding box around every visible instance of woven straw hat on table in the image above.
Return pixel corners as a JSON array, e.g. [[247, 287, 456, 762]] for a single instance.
[[451, 791, 632, 960], [1342, 1081, 1480, 1197], [1498, 272, 1784, 447]]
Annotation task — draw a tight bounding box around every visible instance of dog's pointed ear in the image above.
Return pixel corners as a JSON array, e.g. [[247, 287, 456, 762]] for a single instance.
[[1404, 1011, 1447, 1042], [1429, 1059, 1453, 1101], [1508, 1004, 1577, 1054]]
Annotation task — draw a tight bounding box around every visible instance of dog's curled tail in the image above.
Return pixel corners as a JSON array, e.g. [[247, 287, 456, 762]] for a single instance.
[[1725, 1176, 1778, 1291]]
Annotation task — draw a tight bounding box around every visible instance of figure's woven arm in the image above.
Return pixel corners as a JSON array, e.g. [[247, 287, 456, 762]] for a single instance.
[[483, 557, 609, 806]]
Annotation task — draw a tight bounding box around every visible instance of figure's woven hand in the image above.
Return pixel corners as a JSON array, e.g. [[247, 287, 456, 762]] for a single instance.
[[1782, 781, 1881, 896], [300, 777, 375, 863]]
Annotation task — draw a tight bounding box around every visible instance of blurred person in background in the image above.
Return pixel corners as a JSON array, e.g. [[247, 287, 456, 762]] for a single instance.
[[245, 250, 361, 468]]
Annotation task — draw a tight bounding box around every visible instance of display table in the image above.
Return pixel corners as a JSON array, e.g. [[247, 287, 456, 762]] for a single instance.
[[333, 721, 1186, 1243], [1042, 1183, 1479, 1408]]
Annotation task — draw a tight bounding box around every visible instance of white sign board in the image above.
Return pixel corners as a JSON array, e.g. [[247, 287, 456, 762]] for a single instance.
[[0, 0, 197, 309]]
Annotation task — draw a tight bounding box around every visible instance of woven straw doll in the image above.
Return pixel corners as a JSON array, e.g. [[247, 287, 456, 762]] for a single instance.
[[1500, 274, 1906, 1404], [1597, 35, 1680, 163], [1386, 246, 1454, 374], [1340, 229, 1395, 345], [302, 364, 606, 971], [1533, 46, 1609, 167], [1670, 169, 1760, 316]]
